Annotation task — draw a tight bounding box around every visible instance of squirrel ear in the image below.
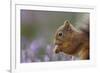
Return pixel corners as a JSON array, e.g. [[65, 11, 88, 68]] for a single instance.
[[64, 20, 71, 30]]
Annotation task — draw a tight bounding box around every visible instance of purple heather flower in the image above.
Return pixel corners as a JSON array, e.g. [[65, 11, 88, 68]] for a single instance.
[[44, 55, 50, 61]]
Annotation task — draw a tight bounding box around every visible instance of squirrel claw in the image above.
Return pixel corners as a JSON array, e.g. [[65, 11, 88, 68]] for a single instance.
[[53, 45, 61, 54]]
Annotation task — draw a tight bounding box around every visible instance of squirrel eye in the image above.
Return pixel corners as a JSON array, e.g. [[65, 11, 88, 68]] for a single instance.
[[58, 32, 63, 37]]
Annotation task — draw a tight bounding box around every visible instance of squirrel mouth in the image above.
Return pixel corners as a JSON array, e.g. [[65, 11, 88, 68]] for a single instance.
[[53, 39, 63, 53]]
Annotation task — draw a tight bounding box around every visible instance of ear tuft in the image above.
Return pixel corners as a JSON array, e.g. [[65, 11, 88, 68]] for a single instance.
[[64, 20, 70, 25], [63, 20, 71, 30]]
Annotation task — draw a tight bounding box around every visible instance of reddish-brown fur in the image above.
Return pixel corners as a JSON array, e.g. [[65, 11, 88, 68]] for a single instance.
[[53, 20, 89, 60]]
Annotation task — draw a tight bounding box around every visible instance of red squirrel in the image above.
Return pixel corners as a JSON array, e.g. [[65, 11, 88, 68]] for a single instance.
[[53, 20, 89, 60]]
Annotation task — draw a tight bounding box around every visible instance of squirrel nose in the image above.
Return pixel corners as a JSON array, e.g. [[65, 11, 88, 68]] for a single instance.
[[54, 39, 58, 45], [54, 39, 62, 45]]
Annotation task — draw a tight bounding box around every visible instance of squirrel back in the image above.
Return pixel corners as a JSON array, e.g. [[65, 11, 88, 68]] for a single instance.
[[53, 20, 89, 60]]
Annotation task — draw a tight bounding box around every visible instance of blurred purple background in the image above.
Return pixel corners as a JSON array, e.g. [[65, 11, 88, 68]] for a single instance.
[[21, 10, 89, 63]]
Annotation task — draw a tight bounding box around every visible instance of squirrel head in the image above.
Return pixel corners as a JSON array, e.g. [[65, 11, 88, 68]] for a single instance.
[[53, 20, 77, 54], [54, 20, 73, 44]]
